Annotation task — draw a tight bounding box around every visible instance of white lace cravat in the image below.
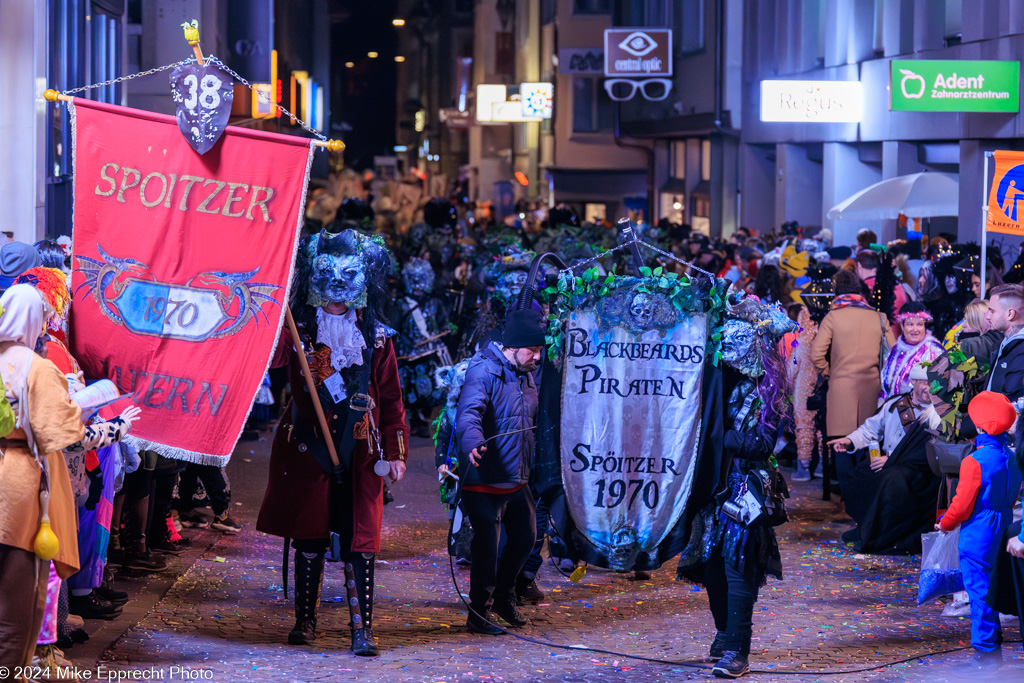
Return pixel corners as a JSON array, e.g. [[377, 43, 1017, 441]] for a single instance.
[[316, 308, 366, 370]]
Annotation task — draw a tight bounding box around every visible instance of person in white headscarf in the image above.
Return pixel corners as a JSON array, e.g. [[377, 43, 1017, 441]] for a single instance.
[[0, 285, 88, 673]]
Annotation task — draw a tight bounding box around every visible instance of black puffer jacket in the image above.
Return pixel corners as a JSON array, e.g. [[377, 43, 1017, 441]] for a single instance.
[[987, 332, 1024, 401], [456, 343, 538, 487]]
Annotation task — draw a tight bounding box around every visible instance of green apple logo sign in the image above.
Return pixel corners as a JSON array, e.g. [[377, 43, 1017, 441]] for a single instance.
[[899, 69, 926, 99]]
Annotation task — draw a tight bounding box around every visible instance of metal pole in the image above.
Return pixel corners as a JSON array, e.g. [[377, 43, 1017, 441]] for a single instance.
[[981, 151, 991, 299]]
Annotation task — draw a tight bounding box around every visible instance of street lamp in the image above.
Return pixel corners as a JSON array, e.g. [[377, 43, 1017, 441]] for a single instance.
[[345, 61, 354, 68], [393, 18, 405, 26], [395, 56, 406, 63], [367, 51, 379, 59]]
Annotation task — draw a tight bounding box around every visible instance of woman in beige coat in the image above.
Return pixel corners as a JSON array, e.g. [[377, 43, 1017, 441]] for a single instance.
[[810, 270, 895, 438]]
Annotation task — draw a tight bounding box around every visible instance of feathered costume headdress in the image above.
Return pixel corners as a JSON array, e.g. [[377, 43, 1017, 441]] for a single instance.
[[14, 266, 71, 332]]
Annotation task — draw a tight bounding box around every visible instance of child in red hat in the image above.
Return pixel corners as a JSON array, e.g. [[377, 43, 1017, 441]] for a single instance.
[[938, 391, 1021, 662]]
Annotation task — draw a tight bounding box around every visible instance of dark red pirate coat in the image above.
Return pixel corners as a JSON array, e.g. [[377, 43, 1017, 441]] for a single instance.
[[256, 329, 409, 553]]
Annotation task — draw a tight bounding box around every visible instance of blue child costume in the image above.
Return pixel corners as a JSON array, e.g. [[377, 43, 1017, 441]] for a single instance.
[[939, 391, 1022, 653]]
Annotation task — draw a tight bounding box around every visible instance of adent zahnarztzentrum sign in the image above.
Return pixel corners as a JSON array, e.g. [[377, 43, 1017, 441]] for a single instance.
[[890, 59, 1020, 113]]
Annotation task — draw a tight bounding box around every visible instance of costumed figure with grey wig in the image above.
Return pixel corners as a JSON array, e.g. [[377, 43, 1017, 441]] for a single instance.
[[676, 293, 796, 679], [256, 224, 410, 656], [395, 257, 452, 436]]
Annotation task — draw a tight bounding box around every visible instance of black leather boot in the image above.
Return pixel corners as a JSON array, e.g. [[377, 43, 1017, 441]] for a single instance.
[[288, 550, 325, 645], [345, 553, 379, 656]]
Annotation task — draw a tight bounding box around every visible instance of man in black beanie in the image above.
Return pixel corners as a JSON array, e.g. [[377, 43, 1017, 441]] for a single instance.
[[455, 307, 546, 634]]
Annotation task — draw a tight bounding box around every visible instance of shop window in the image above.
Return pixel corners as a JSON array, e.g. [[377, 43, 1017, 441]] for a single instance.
[[572, 78, 614, 133], [945, 0, 962, 39], [541, 0, 556, 24], [701, 139, 711, 181], [678, 0, 706, 54], [574, 0, 611, 15], [585, 203, 607, 223]]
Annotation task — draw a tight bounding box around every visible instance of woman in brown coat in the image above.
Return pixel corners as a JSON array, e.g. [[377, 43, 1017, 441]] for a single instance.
[[810, 269, 895, 438]]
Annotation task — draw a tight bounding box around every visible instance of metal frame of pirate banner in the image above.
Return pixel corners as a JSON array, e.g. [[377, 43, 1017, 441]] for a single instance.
[[41, 21, 346, 466], [517, 224, 731, 572]]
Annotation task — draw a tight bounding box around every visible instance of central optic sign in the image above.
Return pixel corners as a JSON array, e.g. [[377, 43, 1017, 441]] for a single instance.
[[604, 28, 672, 77], [890, 60, 1020, 113], [760, 80, 863, 123]]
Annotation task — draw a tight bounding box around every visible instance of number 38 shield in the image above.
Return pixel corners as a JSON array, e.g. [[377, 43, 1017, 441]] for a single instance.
[[169, 62, 234, 155]]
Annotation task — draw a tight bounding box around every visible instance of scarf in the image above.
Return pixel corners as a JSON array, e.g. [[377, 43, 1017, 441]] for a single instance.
[[316, 307, 366, 371], [831, 293, 873, 311], [0, 285, 51, 455]]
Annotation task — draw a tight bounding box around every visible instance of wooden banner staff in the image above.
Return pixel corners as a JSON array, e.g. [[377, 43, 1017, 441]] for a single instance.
[[284, 306, 341, 471]]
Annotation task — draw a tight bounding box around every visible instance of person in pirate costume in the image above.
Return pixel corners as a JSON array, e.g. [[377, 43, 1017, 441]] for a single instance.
[[395, 257, 452, 436], [677, 293, 796, 679], [257, 225, 409, 657]]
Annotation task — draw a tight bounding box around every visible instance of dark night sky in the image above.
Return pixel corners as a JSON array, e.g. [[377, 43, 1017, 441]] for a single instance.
[[332, 0, 401, 170]]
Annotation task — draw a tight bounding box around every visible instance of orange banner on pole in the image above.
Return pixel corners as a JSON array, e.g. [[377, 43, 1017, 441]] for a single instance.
[[986, 150, 1024, 235]]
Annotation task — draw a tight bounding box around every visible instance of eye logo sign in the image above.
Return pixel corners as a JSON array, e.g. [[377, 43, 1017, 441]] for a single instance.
[[618, 32, 658, 57], [899, 69, 926, 99], [604, 28, 672, 78]]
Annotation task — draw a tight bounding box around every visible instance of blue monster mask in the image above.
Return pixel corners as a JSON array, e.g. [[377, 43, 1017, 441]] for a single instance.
[[402, 257, 435, 296], [306, 228, 373, 309]]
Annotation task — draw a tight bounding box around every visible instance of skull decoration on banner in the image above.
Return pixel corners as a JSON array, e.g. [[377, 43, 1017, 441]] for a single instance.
[[169, 62, 234, 155]]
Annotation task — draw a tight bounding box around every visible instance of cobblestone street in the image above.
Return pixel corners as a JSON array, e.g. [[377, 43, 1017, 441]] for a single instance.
[[63, 433, 1022, 682]]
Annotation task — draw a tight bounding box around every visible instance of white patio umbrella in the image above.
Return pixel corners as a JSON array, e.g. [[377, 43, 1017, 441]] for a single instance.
[[826, 172, 959, 221]]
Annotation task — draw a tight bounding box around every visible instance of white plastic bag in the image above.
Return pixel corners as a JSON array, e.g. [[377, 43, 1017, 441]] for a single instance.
[[917, 529, 963, 605]]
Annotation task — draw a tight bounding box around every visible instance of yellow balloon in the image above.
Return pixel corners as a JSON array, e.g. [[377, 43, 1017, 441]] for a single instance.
[[34, 520, 59, 561]]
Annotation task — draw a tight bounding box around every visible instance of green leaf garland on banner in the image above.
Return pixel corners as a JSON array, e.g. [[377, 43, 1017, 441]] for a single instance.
[[542, 271, 728, 364]]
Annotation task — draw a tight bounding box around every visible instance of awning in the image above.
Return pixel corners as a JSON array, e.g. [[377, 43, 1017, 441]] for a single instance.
[[545, 168, 648, 201], [622, 111, 733, 139], [659, 177, 687, 195]]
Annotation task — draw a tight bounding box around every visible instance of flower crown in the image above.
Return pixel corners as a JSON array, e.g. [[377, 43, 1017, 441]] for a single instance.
[[895, 310, 933, 324]]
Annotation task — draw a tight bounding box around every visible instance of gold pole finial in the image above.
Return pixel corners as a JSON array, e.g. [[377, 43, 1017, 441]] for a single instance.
[[181, 20, 205, 65]]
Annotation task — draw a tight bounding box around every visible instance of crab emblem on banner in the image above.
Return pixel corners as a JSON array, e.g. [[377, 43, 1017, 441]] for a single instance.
[[560, 285, 706, 569], [169, 61, 234, 154]]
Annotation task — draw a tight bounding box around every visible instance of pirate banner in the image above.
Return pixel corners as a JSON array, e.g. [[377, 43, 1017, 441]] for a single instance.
[[68, 98, 313, 465], [560, 284, 707, 569]]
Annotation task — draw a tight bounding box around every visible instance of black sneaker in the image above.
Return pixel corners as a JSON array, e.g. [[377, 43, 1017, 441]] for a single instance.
[[94, 584, 128, 606], [123, 550, 168, 572], [708, 631, 727, 661], [152, 539, 187, 555], [466, 611, 504, 635], [713, 651, 750, 679], [211, 514, 242, 534], [178, 511, 210, 529], [492, 600, 527, 628], [515, 577, 544, 605], [68, 592, 122, 620]]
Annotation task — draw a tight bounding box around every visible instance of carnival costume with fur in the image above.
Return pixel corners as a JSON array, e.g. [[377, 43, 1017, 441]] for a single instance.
[[677, 294, 796, 674], [879, 310, 943, 401], [257, 227, 409, 656]]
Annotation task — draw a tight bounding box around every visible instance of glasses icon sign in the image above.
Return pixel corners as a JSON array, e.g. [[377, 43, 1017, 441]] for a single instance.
[[603, 78, 673, 102]]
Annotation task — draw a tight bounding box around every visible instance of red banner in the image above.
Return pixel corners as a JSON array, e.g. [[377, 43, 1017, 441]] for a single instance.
[[68, 99, 313, 464]]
